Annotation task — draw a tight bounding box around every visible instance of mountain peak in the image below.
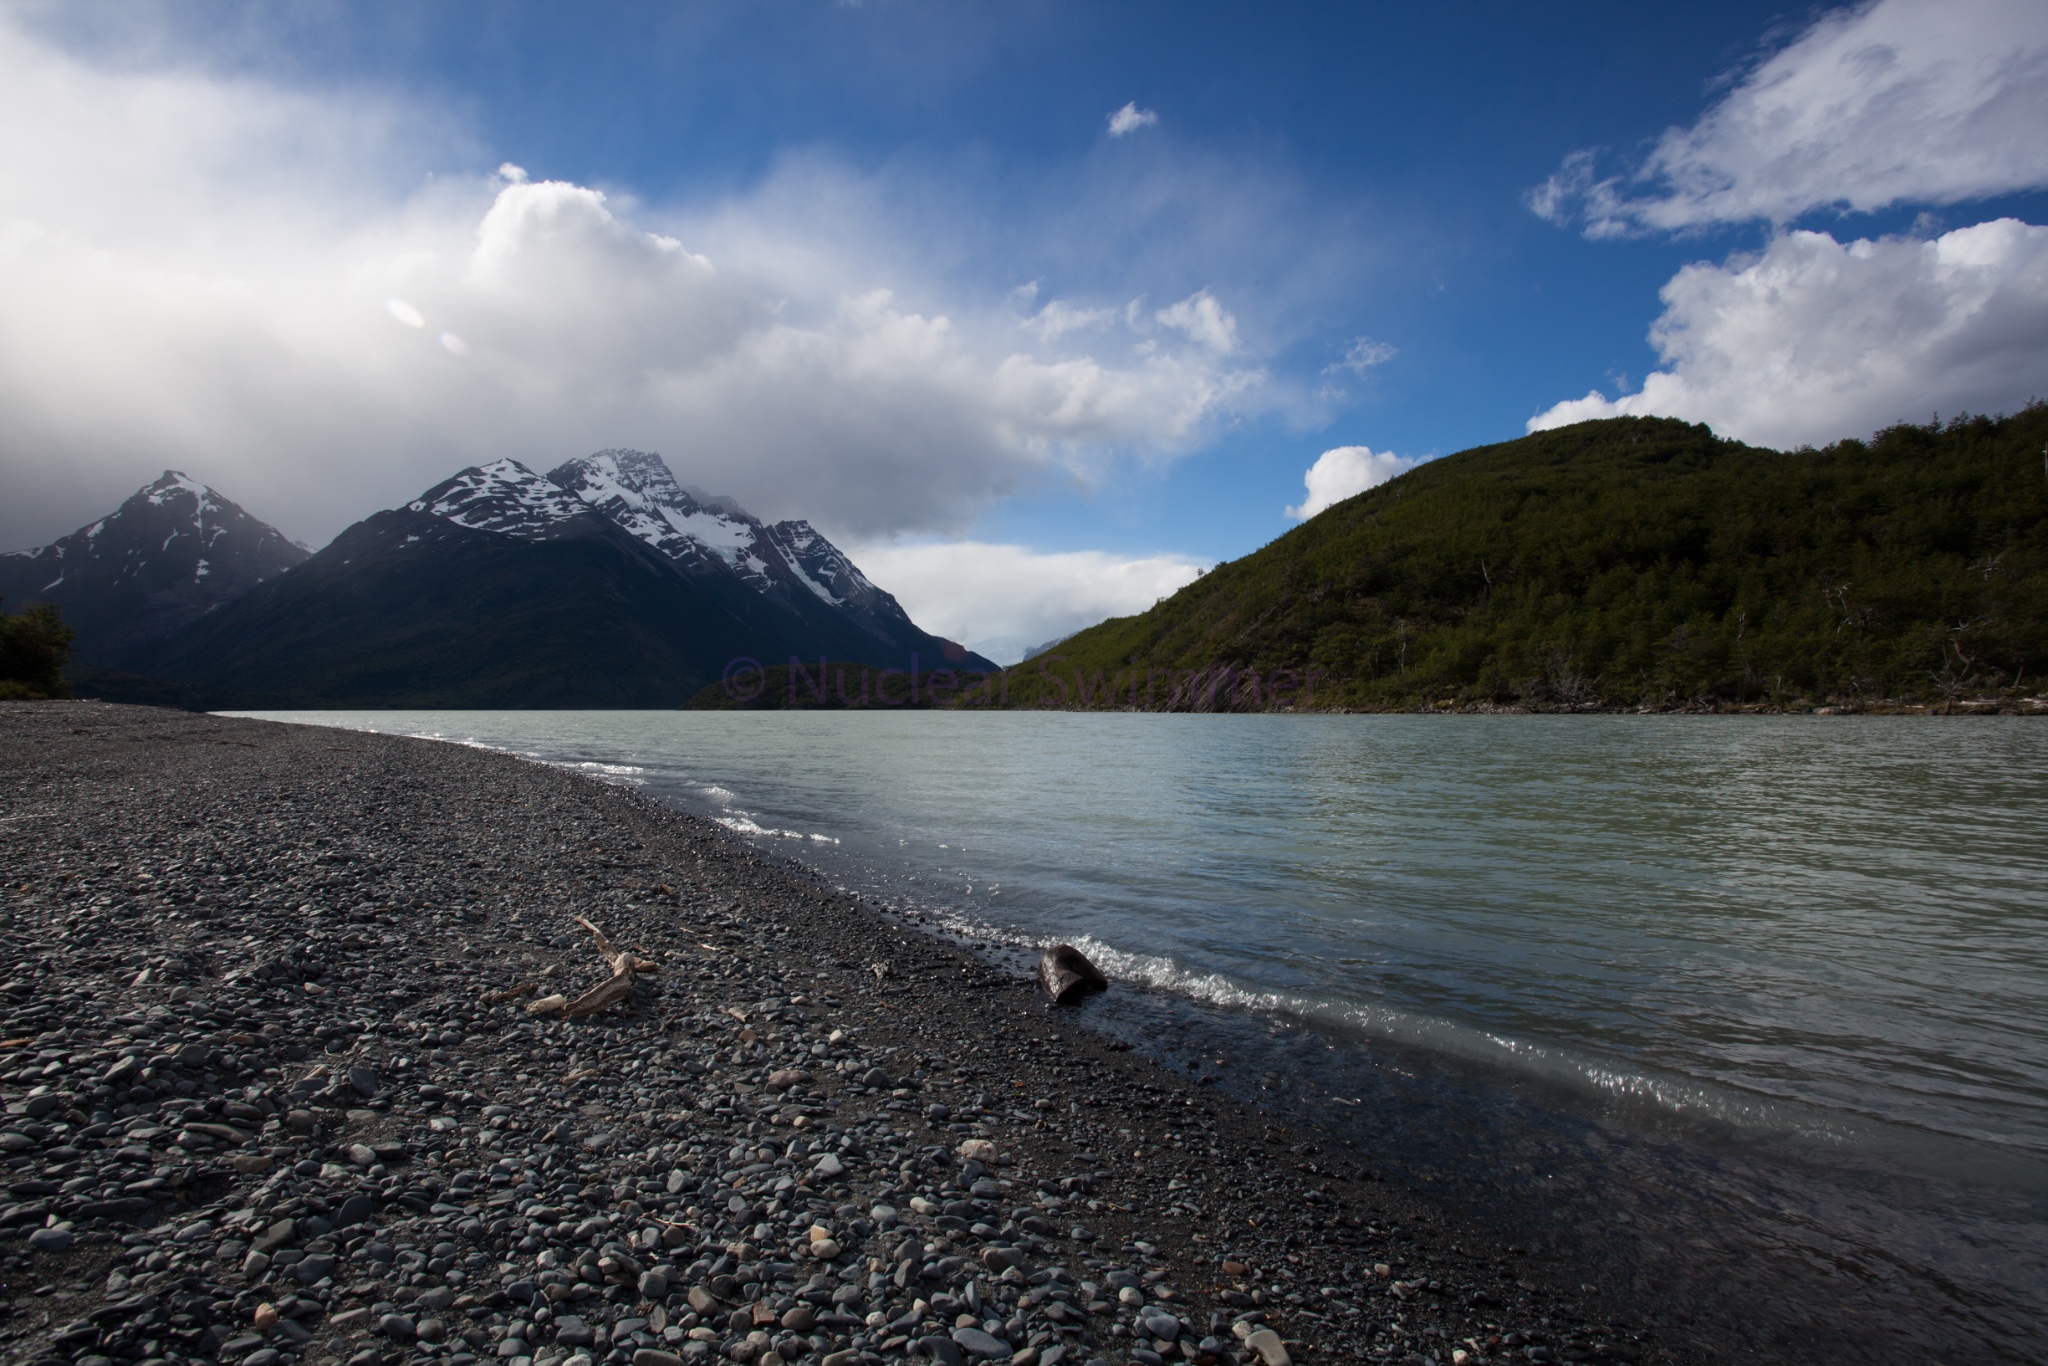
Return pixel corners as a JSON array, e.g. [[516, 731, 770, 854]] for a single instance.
[[407, 459, 587, 537], [0, 471, 306, 665]]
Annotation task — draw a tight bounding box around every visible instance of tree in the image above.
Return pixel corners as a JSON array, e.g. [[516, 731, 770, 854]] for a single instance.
[[0, 600, 75, 700]]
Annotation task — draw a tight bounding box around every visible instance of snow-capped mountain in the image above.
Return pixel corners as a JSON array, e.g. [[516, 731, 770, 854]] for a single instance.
[[0, 472, 307, 666], [552, 449, 944, 649], [411, 448, 960, 657], [123, 449, 990, 707], [405, 458, 589, 538]]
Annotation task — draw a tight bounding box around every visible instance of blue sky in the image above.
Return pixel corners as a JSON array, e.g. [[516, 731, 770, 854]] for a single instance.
[[4, 0, 2046, 660]]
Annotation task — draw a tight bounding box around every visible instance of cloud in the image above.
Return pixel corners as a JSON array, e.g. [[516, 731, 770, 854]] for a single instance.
[[1023, 298, 1120, 342], [1532, 0, 2048, 236], [1286, 445, 1416, 520], [1325, 336, 1396, 375], [1107, 101, 1158, 137], [1155, 290, 1239, 352], [0, 15, 1266, 552], [1527, 219, 2048, 448], [844, 539, 1207, 665]]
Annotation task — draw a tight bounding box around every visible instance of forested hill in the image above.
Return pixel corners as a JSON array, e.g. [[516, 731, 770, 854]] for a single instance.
[[1007, 409, 2048, 711]]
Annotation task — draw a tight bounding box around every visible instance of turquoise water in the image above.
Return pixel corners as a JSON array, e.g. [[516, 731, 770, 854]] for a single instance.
[[241, 711, 2048, 1359]]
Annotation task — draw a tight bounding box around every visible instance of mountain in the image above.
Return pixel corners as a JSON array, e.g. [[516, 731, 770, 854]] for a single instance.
[[0, 472, 307, 667], [998, 409, 2048, 711], [130, 451, 989, 707], [543, 449, 944, 652]]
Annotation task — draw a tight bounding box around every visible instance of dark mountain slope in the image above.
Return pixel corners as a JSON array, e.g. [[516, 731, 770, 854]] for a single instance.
[[135, 508, 785, 706], [0, 472, 305, 667], [1007, 409, 2048, 710]]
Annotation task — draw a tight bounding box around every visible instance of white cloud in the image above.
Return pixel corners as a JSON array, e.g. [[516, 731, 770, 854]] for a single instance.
[[1286, 445, 1416, 520], [1532, 0, 2048, 236], [1155, 290, 1239, 353], [845, 539, 1207, 665], [1107, 102, 1158, 137], [1326, 336, 1396, 374], [1023, 298, 1120, 342], [0, 16, 1266, 552], [1527, 219, 2048, 448]]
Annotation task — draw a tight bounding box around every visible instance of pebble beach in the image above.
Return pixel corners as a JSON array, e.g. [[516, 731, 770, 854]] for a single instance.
[[0, 703, 1684, 1366]]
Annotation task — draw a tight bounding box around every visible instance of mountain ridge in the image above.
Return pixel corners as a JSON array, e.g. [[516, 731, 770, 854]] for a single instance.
[[993, 410, 2048, 711]]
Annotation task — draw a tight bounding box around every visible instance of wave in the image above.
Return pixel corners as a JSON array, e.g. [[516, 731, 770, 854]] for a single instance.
[[714, 813, 840, 845]]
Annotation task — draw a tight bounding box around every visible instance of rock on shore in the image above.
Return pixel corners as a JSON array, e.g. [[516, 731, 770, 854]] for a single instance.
[[0, 703, 1673, 1366]]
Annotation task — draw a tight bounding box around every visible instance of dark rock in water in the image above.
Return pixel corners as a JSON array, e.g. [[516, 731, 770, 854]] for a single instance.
[[1038, 944, 1107, 1002]]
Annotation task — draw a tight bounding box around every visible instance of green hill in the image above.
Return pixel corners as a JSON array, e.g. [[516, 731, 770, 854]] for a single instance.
[[995, 409, 2048, 712]]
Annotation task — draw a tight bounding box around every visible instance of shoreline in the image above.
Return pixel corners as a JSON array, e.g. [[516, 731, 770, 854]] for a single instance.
[[0, 701, 1691, 1366]]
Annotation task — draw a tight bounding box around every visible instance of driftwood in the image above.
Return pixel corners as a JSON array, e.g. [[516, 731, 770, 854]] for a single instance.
[[484, 982, 538, 1004], [1038, 944, 1108, 1003], [524, 916, 660, 1018]]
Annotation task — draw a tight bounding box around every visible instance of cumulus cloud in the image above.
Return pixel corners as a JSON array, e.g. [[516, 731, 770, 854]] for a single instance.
[[1532, 0, 2048, 236], [0, 16, 1264, 552], [843, 539, 1207, 665], [1286, 445, 1417, 520], [1107, 102, 1158, 137], [1527, 219, 2048, 448]]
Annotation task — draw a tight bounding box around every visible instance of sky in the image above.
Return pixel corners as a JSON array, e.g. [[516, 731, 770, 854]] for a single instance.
[[2, 0, 2045, 662]]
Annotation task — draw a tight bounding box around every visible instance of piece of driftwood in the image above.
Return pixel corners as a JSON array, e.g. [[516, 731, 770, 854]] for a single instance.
[[1038, 944, 1107, 1003], [523, 916, 659, 1018], [485, 982, 538, 1004]]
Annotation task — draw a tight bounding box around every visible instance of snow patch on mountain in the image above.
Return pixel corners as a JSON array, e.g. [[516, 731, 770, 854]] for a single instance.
[[406, 458, 586, 537]]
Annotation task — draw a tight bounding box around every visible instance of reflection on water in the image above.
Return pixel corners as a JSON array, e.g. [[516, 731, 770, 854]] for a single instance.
[[239, 711, 2048, 1362]]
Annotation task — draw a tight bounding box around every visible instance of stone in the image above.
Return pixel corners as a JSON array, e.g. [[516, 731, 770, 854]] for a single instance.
[[639, 1269, 670, 1300], [1242, 1329, 1290, 1366], [379, 1313, 417, 1341], [1139, 1311, 1182, 1341], [26, 1226, 74, 1252], [812, 1153, 845, 1179], [952, 1327, 1012, 1360], [634, 1353, 684, 1366], [294, 1253, 339, 1284], [780, 1305, 815, 1333], [335, 1192, 375, 1227], [348, 1066, 380, 1098], [1037, 945, 1107, 1003]]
